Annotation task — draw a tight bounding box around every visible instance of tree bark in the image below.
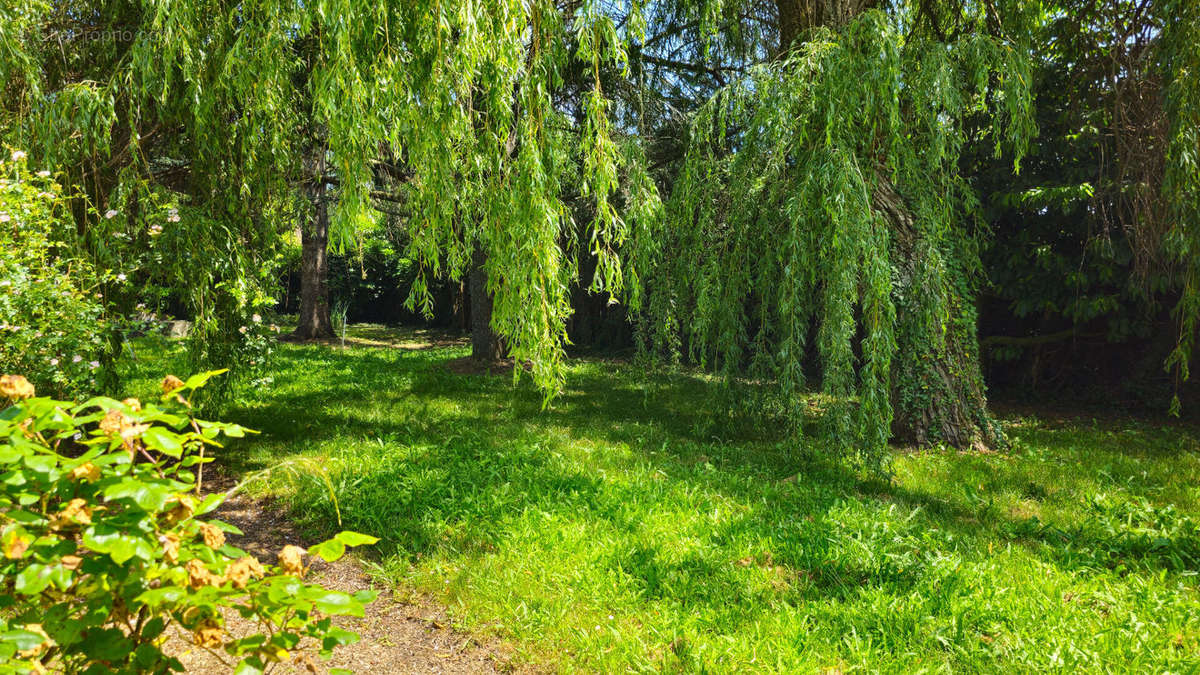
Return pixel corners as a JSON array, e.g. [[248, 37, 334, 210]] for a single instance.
[[770, 0, 999, 449], [775, 0, 878, 53], [292, 153, 335, 340], [872, 176, 1004, 449], [469, 247, 502, 362]]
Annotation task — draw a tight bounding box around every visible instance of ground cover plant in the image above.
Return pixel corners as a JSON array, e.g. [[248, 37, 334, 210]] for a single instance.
[[119, 327, 1200, 672], [0, 371, 377, 674]]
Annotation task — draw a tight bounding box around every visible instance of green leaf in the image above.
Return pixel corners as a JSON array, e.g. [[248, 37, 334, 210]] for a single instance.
[[183, 369, 229, 391], [334, 531, 379, 547], [195, 493, 226, 516], [136, 586, 187, 607], [234, 658, 265, 675], [308, 539, 345, 562], [79, 627, 132, 661], [103, 479, 173, 512], [82, 524, 152, 563], [141, 426, 184, 458], [0, 629, 47, 652], [0, 444, 22, 463], [302, 589, 361, 616], [321, 626, 360, 651], [15, 563, 58, 595]]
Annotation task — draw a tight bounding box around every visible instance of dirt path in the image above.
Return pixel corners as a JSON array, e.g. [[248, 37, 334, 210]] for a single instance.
[[170, 476, 518, 674]]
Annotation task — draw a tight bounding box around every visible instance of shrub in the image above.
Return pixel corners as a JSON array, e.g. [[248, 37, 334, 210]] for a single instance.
[[0, 151, 114, 398], [0, 370, 377, 674]]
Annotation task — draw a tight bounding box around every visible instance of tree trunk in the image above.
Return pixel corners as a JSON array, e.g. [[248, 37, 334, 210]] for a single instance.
[[872, 177, 1004, 449], [469, 247, 502, 362], [771, 0, 999, 449], [775, 0, 878, 53], [293, 156, 335, 340]]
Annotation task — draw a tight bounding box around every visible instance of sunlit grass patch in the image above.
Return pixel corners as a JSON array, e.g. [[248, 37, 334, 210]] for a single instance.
[[122, 326, 1200, 672]]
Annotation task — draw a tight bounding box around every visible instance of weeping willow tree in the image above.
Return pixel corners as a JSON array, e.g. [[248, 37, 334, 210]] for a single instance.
[[634, 1, 1036, 463], [0, 0, 657, 396]]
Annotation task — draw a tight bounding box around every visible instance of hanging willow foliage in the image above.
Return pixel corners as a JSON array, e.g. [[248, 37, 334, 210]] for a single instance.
[[635, 8, 1034, 465], [0, 0, 655, 398], [1162, 0, 1200, 412]]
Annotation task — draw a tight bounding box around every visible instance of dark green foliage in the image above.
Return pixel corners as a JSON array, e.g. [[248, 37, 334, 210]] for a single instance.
[[637, 9, 1032, 462]]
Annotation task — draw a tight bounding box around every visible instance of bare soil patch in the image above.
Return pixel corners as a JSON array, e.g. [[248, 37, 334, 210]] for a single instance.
[[170, 474, 520, 674]]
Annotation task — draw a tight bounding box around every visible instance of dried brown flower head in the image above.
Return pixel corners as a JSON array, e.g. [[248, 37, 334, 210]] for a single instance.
[[197, 522, 225, 549], [278, 545, 306, 577], [0, 374, 34, 400], [226, 556, 266, 589], [161, 374, 185, 394]]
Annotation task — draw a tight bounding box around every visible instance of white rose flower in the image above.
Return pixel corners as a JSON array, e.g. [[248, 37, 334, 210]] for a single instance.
[[72, 355, 82, 363], [105, 209, 118, 219], [10, 150, 26, 161], [36, 170, 50, 178], [252, 313, 262, 323]]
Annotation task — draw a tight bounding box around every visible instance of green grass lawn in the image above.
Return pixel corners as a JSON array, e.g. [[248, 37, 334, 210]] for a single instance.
[[122, 327, 1200, 672]]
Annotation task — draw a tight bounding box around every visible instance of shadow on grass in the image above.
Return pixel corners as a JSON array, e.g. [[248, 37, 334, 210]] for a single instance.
[[201, 339, 1200, 614]]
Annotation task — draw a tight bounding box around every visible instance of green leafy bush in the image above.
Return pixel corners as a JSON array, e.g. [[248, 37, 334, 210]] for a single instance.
[[0, 151, 114, 397], [0, 370, 377, 673]]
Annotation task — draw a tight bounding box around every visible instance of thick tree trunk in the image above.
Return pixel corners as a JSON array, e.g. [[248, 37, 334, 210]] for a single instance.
[[872, 177, 1004, 449], [771, 0, 998, 449], [775, 0, 878, 53], [469, 247, 502, 362], [293, 156, 335, 340]]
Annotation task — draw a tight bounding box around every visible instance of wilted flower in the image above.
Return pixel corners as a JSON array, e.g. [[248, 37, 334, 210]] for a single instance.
[[192, 619, 225, 648], [161, 374, 185, 394], [104, 209, 118, 219], [159, 533, 180, 563], [164, 495, 196, 525], [186, 559, 220, 589], [122, 397, 141, 412], [50, 498, 93, 529], [278, 545, 306, 576], [197, 522, 226, 549], [0, 374, 35, 400], [98, 409, 128, 435], [226, 556, 266, 589], [69, 462, 100, 482], [4, 532, 30, 559]]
